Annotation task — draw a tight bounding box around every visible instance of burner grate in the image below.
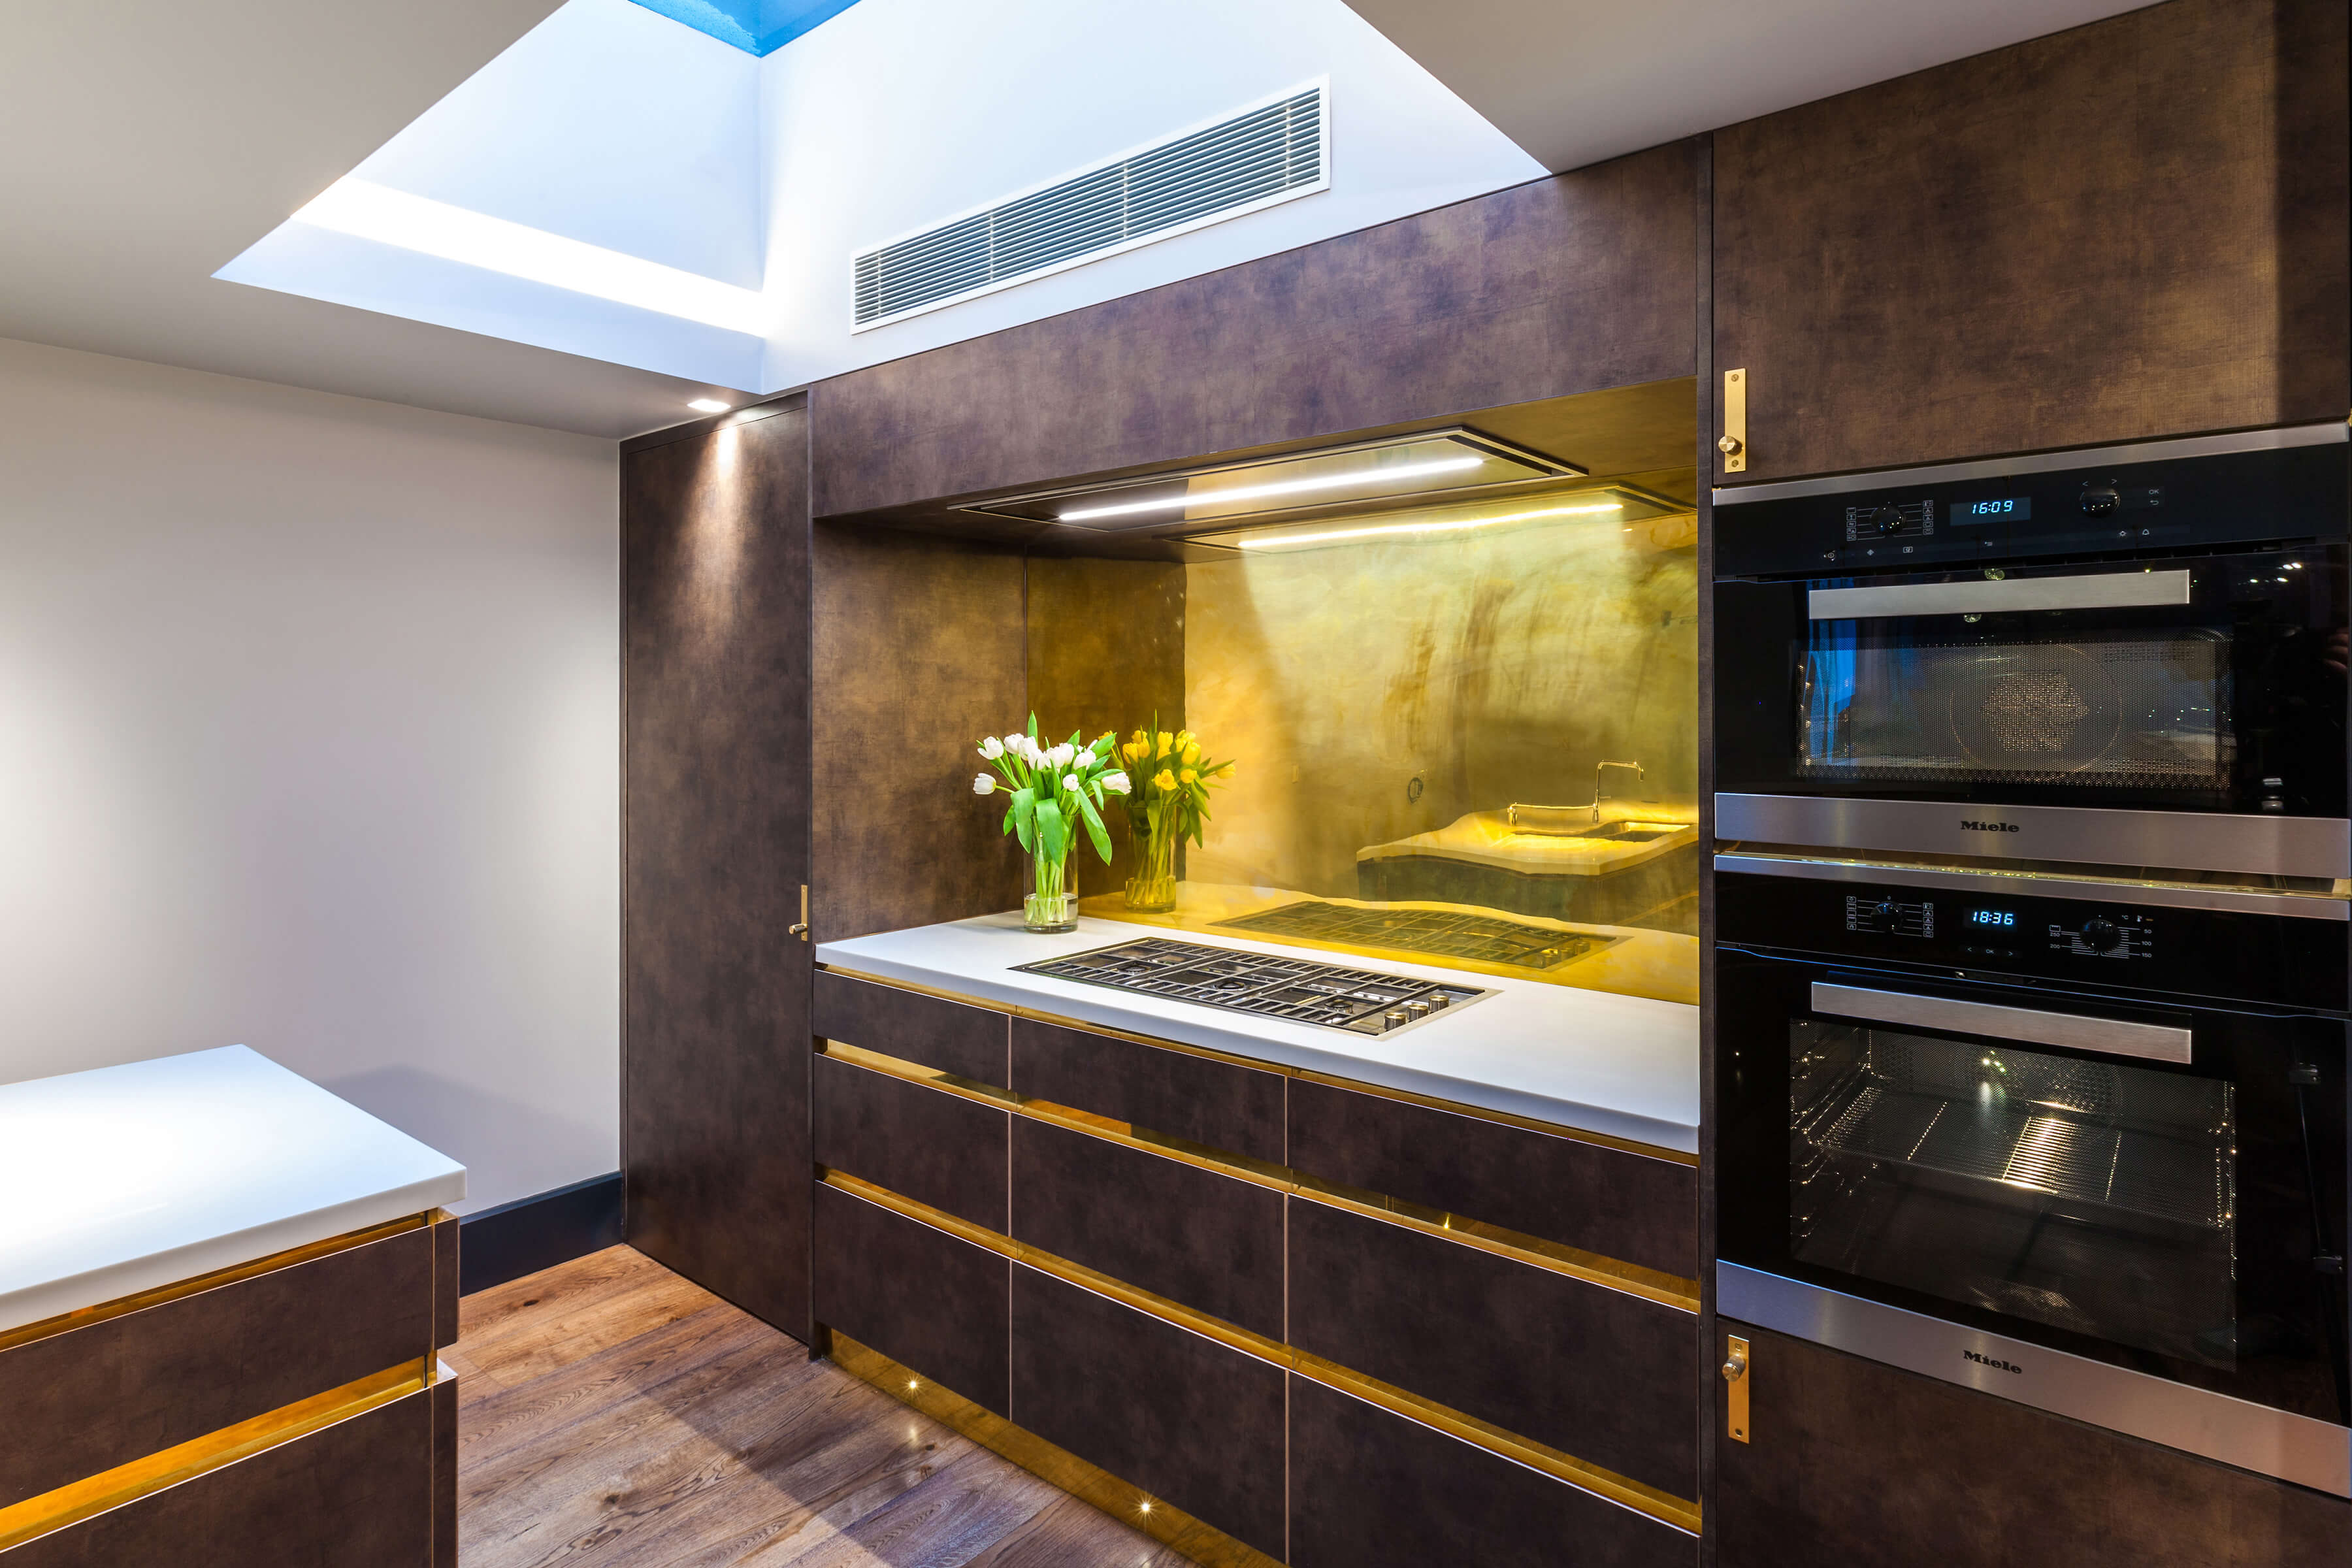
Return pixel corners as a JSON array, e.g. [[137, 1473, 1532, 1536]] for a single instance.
[[1013, 937, 1488, 1037]]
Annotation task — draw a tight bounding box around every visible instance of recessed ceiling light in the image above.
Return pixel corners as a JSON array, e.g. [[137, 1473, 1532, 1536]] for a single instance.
[[688, 399, 732, 414], [290, 180, 772, 336]]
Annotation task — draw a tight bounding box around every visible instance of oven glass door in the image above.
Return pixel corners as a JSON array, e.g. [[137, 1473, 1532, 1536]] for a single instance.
[[1716, 546, 2346, 818], [1719, 950, 2350, 1424]]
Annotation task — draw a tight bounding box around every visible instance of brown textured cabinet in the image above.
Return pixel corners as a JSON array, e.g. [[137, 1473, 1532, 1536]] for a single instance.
[[1009, 1015, 1285, 1165], [1288, 1075, 1696, 1277], [1009, 1265, 1286, 1560], [1288, 1375, 1697, 1568], [1712, 0, 2349, 483], [623, 399, 815, 1343], [813, 1181, 1011, 1414], [815, 970, 1009, 1086], [1008, 1117, 1284, 1338], [1288, 1196, 1698, 1501], [1715, 1322, 2352, 1567], [813, 1051, 1010, 1233]]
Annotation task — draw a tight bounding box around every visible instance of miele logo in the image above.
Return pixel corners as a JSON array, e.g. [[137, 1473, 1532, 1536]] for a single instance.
[[1959, 819, 2021, 834], [1963, 1349, 2024, 1375]]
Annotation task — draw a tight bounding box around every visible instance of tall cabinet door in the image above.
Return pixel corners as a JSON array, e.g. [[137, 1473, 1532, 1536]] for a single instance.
[[1711, 0, 2349, 485], [622, 400, 813, 1342]]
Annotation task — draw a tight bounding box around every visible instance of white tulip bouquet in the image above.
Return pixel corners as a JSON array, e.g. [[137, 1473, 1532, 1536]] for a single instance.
[[973, 715, 1132, 930]]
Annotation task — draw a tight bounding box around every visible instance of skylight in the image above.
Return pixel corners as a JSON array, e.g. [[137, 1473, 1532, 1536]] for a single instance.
[[625, 0, 864, 55]]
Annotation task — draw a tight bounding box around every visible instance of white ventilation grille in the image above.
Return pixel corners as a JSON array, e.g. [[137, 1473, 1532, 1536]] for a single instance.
[[853, 83, 1328, 330]]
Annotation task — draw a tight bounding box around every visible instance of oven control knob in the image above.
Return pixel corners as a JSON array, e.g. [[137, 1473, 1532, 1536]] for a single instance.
[[2082, 918, 2122, 953], [2080, 485, 2121, 517], [1871, 900, 1899, 928], [1863, 505, 1906, 537]]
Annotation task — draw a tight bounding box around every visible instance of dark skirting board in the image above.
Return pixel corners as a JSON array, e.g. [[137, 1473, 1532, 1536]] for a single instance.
[[457, 1173, 623, 1296]]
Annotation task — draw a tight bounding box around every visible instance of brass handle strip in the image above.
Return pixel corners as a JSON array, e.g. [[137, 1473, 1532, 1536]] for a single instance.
[[789, 883, 811, 939], [818, 1043, 1698, 1305], [1720, 368, 1747, 473], [0, 1358, 431, 1551], [816, 1170, 1701, 1535]]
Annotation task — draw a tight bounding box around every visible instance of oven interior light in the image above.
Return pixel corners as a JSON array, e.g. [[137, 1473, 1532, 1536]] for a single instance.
[[1058, 455, 1485, 523], [1232, 499, 1625, 551]]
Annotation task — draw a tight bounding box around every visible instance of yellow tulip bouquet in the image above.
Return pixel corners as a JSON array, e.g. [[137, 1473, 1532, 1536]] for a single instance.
[[1118, 718, 1235, 911], [973, 714, 1130, 932]]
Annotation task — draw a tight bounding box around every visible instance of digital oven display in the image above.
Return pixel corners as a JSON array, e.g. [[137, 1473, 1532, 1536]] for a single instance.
[[1952, 497, 2031, 523], [1967, 907, 2019, 927]]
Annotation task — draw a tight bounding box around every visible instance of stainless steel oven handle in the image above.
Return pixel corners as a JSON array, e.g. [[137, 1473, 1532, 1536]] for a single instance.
[[1810, 982, 2193, 1064], [1807, 569, 2193, 620]]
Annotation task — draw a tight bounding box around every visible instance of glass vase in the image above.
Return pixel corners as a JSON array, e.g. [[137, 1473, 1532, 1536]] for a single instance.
[[1123, 821, 1179, 912], [1024, 847, 1078, 933]]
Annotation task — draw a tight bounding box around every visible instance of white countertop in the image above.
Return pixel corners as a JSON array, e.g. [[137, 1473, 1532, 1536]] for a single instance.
[[0, 1045, 466, 1335], [817, 915, 1700, 1154]]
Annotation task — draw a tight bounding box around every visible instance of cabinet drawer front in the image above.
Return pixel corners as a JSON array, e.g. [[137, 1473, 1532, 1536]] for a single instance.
[[814, 1053, 1008, 1233], [813, 1183, 1009, 1414], [0, 1220, 436, 1509], [1010, 1265, 1284, 1558], [1009, 1017, 1284, 1164], [1288, 1375, 1695, 1568], [5, 1379, 439, 1568], [1288, 1198, 1697, 1498], [1009, 1118, 1282, 1339], [1288, 1075, 1696, 1275], [1716, 1320, 2352, 1568], [815, 970, 1007, 1086]]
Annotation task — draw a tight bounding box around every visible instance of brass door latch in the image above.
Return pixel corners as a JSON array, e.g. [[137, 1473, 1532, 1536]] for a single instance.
[[789, 884, 811, 941], [1723, 1334, 1750, 1443], [1720, 368, 1748, 473]]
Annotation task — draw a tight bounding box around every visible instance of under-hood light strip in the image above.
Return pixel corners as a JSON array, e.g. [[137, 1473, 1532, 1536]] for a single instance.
[[1232, 500, 1625, 550], [291, 180, 772, 336], [1059, 455, 1486, 524]]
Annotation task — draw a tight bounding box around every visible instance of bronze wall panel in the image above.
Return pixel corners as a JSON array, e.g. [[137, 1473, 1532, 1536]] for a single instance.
[[7, 1385, 436, 1568], [813, 1182, 1011, 1414], [1714, 1322, 2352, 1567], [1712, 0, 2351, 482], [0, 1225, 433, 1509], [809, 523, 1025, 940], [1288, 1076, 1696, 1275], [1007, 1118, 1282, 1339], [623, 402, 815, 1343], [1009, 1016, 1285, 1165], [811, 144, 1699, 518], [1009, 1264, 1285, 1558], [1288, 1374, 1696, 1568], [813, 1052, 1010, 1233], [814, 970, 1009, 1086], [1288, 1197, 1697, 1498]]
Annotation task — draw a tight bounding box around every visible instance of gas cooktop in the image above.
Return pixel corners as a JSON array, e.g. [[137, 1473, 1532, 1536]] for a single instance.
[[1012, 937, 1490, 1037]]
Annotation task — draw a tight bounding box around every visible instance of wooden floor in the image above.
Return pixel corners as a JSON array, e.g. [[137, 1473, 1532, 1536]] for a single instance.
[[448, 1246, 1181, 1567]]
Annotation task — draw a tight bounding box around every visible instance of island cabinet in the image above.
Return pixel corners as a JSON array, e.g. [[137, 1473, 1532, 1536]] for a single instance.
[[1710, 0, 2349, 485], [1714, 1322, 2352, 1567], [808, 966, 1703, 1565], [0, 1210, 461, 1565]]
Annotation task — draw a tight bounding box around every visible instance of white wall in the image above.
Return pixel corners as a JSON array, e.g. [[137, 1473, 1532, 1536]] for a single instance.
[[0, 338, 618, 1214]]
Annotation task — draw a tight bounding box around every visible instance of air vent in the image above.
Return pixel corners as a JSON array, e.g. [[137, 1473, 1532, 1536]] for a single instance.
[[853, 82, 1328, 331]]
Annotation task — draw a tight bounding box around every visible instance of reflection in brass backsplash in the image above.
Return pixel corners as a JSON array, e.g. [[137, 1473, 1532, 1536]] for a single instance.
[[1028, 485, 1699, 1004]]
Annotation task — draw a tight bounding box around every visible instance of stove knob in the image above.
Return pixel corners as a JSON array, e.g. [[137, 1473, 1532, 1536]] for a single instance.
[[1426, 992, 1450, 1008], [2082, 918, 2122, 953], [1384, 1010, 1410, 1030], [1406, 1000, 1431, 1019], [2080, 485, 2121, 517]]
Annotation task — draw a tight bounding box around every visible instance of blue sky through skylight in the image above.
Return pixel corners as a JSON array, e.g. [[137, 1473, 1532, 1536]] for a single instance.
[[624, 0, 863, 54]]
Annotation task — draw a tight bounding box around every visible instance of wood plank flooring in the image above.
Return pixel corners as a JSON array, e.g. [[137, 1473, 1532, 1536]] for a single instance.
[[449, 1245, 1181, 1568]]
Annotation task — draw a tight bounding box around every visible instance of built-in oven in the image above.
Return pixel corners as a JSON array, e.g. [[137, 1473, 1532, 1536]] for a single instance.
[[1716, 857, 2351, 1492], [1715, 426, 2350, 877]]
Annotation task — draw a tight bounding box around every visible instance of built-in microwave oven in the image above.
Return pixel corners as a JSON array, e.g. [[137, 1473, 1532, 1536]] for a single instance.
[[1714, 427, 2351, 878], [1715, 859, 2351, 1493]]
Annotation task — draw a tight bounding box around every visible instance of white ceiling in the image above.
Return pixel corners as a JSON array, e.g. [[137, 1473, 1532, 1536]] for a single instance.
[[1338, 0, 2161, 174], [0, 0, 2163, 440]]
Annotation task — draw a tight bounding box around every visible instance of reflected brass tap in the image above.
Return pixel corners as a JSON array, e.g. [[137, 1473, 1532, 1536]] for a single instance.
[[1594, 759, 1645, 819]]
